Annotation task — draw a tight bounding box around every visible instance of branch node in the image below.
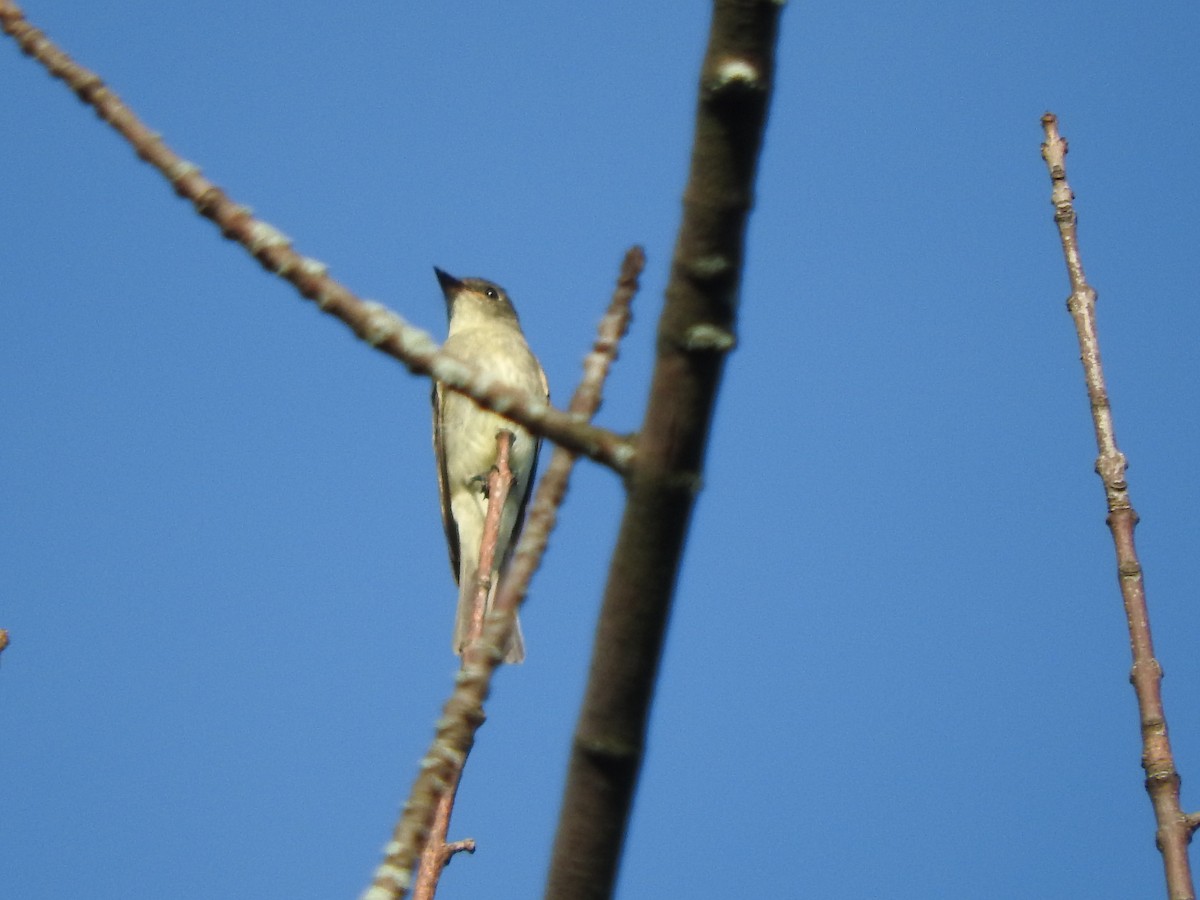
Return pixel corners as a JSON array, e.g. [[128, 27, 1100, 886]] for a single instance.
[[299, 257, 329, 279], [1094, 451, 1127, 489], [682, 323, 736, 353], [1184, 813, 1200, 838], [442, 839, 476, 862], [246, 220, 292, 254], [708, 56, 764, 92], [611, 441, 637, 472], [165, 159, 200, 183], [359, 302, 403, 347]]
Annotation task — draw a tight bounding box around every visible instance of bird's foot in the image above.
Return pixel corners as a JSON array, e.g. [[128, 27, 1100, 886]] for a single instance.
[[469, 472, 491, 499]]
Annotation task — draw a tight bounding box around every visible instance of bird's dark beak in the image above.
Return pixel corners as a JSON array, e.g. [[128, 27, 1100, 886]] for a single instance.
[[433, 267, 462, 300]]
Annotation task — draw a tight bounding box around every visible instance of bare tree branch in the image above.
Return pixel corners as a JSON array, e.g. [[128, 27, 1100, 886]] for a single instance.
[[359, 250, 643, 900], [485, 247, 644, 649], [411, 432, 515, 900], [545, 4, 784, 898], [0, 0, 633, 474], [1040, 112, 1196, 900]]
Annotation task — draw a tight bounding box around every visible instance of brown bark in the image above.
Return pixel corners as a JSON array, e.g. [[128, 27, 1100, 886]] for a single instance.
[[545, 4, 784, 899], [1041, 112, 1196, 900]]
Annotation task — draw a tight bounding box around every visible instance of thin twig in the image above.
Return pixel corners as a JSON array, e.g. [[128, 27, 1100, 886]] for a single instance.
[[360, 249, 643, 900], [0, 1, 633, 475], [484, 246, 644, 648], [412, 433, 513, 900], [1040, 112, 1196, 900], [469, 434, 515, 652]]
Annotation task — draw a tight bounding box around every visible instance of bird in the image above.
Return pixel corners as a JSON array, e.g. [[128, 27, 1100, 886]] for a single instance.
[[432, 267, 548, 663]]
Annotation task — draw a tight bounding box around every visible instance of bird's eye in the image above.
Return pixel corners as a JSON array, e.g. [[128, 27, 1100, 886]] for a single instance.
[[485, 287, 499, 300]]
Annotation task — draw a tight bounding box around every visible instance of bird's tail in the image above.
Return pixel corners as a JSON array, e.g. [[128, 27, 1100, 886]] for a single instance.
[[453, 568, 525, 664]]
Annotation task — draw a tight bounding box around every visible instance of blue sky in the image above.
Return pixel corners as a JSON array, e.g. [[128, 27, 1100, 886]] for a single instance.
[[3, 2, 1199, 898]]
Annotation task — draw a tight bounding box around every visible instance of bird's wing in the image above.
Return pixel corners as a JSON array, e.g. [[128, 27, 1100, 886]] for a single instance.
[[432, 379, 461, 582], [507, 366, 550, 565]]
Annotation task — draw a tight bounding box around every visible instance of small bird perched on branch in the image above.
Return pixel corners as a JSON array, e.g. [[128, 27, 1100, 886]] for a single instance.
[[432, 268, 548, 663]]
